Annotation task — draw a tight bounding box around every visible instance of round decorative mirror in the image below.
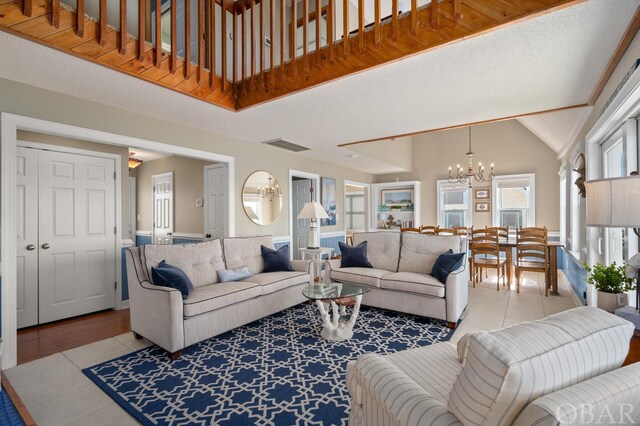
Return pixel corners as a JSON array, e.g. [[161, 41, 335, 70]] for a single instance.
[[242, 171, 283, 225]]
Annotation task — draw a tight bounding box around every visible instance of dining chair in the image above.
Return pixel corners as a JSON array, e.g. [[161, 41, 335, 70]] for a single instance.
[[484, 226, 509, 281], [453, 226, 468, 237], [400, 227, 420, 233], [470, 227, 507, 290], [420, 225, 438, 235], [515, 227, 549, 296], [435, 228, 457, 235]]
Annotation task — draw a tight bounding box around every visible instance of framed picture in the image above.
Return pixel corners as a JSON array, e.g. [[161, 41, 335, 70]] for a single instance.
[[381, 189, 414, 208], [474, 188, 491, 200], [475, 201, 491, 212], [321, 177, 337, 226]]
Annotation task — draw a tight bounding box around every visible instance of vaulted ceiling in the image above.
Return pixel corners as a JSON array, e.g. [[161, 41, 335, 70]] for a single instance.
[[0, 0, 638, 173]]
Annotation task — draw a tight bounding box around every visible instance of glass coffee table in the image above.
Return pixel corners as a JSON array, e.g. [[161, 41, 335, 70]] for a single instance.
[[302, 283, 370, 341]]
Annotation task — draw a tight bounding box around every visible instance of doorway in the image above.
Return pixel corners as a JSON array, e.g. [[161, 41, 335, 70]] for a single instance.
[[343, 181, 370, 244], [289, 171, 320, 260], [16, 145, 117, 329], [204, 163, 228, 239], [152, 172, 174, 245]]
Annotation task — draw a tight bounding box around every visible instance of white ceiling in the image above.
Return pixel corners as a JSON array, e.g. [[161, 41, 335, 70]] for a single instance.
[[0, 0, 637, 173], [128, 148, 169, 162], [517, 107, 594, 156]]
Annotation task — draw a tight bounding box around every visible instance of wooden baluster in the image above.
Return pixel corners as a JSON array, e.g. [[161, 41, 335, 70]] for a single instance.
[[185, 0, 191, 79], [210, 0, 216, 88], [315, 0, 320, 66], [302, 0, 308, 72], [250, 0, 255, 84], [453, 0, 461, 21], [342, 0, 349, 58], [410, 0, 416, 34], [431, 0, 438, 28], [99, 0, 107, 45], [259, 0, 264, 86], [23, 0, 33, 17], [119, 0, 127, 54], [357, 0, 363, 53], [171, 0, 177, 73], [327, 0, 333, 62], [138, 0, 145, 61], [198, 0, 204, 82], [233, 5, 237, 86], [270, 0, 275, 83], [155, 0, 161, 66], [221, 0, 227, 92], [279, 0, 284, 71], [76, 0, 84, 37], [52, 0, 60, 28], [242, 3, 246, 84], [391, 0, 397, 41], [291, 0, 297, 76], [374, 0, 380, 48]]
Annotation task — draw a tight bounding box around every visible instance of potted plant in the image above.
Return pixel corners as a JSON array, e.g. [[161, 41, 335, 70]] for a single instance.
[[584, 262, 637, 313]]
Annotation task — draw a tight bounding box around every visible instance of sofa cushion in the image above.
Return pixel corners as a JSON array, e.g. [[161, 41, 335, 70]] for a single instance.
[[339, 241, 372, 268], [223, 236, 274, 275], [331, 267, 391, 287], [151, 261, 194, 299], [448, 306, 635, 426], [431, 250, 466, 284], [261, 245, 294, 272], [380, 272, 445, 298], [399, 234, 461, 275], [144, 240, 225, 288], [217, 266, 252, 283], [242, 271, 309, 295], [352, 232, 401, 272], [183, 282, 261, 317]]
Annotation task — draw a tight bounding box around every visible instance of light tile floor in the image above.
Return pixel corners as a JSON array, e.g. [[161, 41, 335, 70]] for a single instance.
[[6, 271, 580, 425]]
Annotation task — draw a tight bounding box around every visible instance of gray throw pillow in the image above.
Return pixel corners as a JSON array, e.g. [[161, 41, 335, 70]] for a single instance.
[[217, 266, 252, 283]]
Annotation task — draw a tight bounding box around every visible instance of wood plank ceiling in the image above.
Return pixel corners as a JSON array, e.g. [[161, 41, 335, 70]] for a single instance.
[[0, 0, 583, 112]]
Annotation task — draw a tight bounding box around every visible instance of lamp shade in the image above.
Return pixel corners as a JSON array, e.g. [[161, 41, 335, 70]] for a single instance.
[[297, 201, 330, 220], [585, 176, 640, 227]]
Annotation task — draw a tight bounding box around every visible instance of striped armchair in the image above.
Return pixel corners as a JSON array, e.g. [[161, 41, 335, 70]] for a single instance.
[[347, 307, 639, 426]]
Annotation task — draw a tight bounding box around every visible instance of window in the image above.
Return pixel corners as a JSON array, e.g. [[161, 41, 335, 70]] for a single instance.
[[345, 193, 365, 230], [492, 174, 535, 228], [559, 166, 567, 244], [437, 181, 471, 228]]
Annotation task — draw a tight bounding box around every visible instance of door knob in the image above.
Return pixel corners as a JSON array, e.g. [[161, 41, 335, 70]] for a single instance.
[[41, 243, 51, 249], [26, 244, 36, 251]]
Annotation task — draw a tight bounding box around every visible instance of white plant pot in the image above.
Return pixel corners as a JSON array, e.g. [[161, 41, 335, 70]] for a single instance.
[[597, 291, 620, 313]]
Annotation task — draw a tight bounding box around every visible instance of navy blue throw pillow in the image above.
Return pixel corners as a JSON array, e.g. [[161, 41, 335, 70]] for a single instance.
[[151, 260, 193, 300], [430, 250, 465, 284], [261, 245, 294, 272], [339, 241, 373, 268]]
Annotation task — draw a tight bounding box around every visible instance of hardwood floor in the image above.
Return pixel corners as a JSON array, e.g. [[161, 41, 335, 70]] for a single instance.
[[17, 308, 131, 365], [623, 330, 640, 366]]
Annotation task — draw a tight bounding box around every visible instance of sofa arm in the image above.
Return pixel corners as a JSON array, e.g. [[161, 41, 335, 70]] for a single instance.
[[445, 259, 469, 325], [324, 259, 342, 284], [347, 353, 461, 426], [126, 249, 185, 353], [291, 259, 312, 274]]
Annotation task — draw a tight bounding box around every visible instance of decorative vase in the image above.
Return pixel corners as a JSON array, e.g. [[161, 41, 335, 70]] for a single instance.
[[597, 291, 620, 313]]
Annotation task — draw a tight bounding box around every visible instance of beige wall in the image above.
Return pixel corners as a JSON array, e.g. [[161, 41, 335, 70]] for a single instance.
[[1, 78, 373, 239], [16, 130, 131, 239], [375, 120, 561, 230], [351, 136, 413, 171], [130, 156, 216, 234]]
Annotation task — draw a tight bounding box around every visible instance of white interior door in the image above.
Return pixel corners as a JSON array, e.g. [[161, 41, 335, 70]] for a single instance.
[[38, 150, 116, 324], [16, 148, 39, 328], [204, 164, 227, 239], [128, 177, 136, 240], [292, 179, 311, 259], [152, 172, 174, 244]]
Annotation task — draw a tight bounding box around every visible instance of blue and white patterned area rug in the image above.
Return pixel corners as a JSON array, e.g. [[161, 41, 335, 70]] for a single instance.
[[83, 303, 454, 425]]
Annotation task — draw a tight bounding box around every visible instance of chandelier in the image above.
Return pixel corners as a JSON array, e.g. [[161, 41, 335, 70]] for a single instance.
[[128, 152, 143, 169], [448, 127, 495, 188], [258, 176, 282, 201]]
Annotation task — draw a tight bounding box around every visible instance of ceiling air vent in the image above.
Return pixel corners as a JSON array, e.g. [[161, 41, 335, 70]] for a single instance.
[[263, 139, 310, 152]]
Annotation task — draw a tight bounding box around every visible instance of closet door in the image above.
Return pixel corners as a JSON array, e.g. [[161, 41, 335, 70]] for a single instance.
[[38, 150, 116, 323], [16, 147, 39, 329]]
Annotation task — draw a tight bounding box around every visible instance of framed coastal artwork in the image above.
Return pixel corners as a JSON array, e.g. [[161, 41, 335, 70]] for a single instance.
[[473, 188, 491, 200], [474, 201, 491, 212], [321, 177, 337, 226]]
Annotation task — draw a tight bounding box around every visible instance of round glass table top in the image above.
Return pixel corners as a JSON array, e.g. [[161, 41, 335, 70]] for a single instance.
[[302, 283, 370, 301]]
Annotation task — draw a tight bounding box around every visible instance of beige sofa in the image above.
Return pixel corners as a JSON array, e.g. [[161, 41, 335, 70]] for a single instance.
[[326, 232, 468, 327], [125, 236, 312, 358], [347, 307, 639, 426]]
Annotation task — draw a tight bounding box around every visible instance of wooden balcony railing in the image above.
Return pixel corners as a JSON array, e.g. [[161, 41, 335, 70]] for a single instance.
[[0, 0, 581, 111]]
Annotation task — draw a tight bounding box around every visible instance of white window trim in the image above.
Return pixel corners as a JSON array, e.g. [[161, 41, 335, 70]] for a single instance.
[[436, 180, 472, 228], [491, 173, 536, 227]]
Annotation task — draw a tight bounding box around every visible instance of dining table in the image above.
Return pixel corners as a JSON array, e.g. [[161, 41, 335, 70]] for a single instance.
[[468, 238, 564, 295]]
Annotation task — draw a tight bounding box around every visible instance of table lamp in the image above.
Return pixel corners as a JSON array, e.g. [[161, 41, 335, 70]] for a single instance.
[[297, 201, 329, 249]]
